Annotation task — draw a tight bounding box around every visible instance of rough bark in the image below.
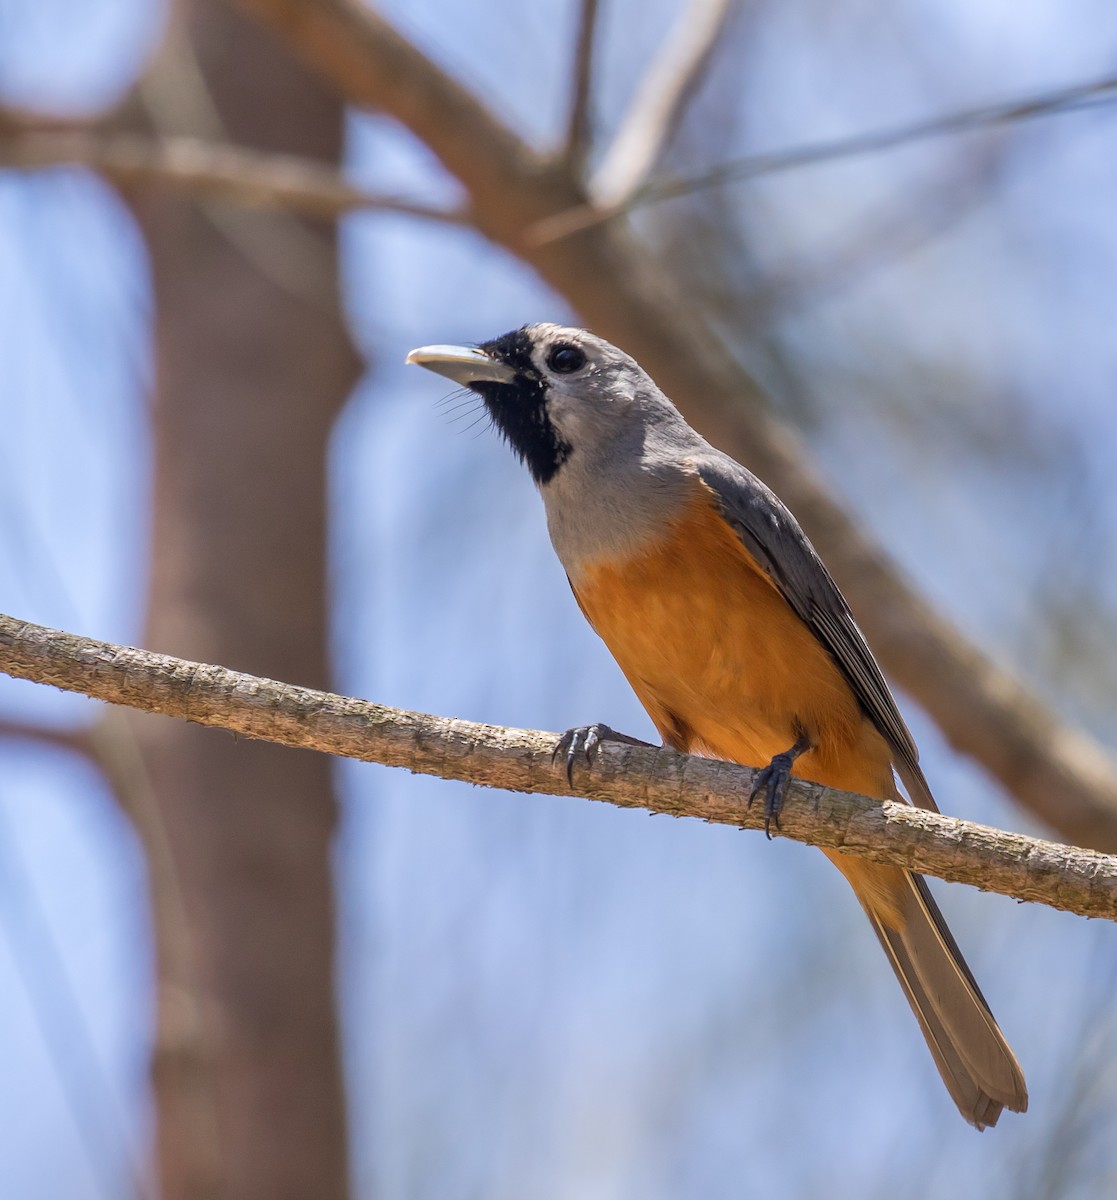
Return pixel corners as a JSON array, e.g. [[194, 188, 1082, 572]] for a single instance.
[[2, 612, 1116, 923]]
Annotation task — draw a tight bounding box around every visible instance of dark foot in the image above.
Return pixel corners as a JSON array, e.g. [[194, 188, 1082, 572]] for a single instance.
[[552, 723, 653, 784], [748, 733, 811, 839]]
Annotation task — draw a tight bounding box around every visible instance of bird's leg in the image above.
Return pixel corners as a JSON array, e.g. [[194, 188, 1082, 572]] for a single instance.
[[552, 724, 654, 784], [749, 730, 812, 839]]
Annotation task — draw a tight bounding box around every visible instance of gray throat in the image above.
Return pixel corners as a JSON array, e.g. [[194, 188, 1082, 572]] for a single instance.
[[539, 413, 704, 575]]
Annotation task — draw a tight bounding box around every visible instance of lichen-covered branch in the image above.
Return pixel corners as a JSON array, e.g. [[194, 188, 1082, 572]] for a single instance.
[[2, 611, 1114, 923]]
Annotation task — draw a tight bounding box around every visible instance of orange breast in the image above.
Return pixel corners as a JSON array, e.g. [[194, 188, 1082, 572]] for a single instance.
[[569, 486, 895, 801]]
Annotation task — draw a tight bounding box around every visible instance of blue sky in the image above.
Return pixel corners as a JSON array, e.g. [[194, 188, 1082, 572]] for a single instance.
[[4, 1, 1117, 1197]]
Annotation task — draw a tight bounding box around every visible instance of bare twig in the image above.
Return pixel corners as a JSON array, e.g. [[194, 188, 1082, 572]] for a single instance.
[[540, 68, 1117, 241], [0, 693, 216, 1162], [0, 125, 466, 225], [590, 0, 735, 206], [1, 611, 1115, 922], [0, 803, 154, 1200], [562, 0, 600, 172], [729, 136, 1007, 327]]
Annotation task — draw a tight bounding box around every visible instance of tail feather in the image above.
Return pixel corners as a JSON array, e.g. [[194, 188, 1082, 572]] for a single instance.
[[869, 875, 1027, 1127], [831, 855, 1028, 1129]]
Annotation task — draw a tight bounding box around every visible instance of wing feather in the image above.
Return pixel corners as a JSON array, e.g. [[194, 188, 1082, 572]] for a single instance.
[[695, 456, 935, 811]]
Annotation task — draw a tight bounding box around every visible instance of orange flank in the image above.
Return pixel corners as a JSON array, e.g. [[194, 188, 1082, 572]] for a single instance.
[[568, 481, 907, 922]]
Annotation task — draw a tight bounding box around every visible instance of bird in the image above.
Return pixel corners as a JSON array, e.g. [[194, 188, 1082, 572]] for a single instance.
[[406, 323, 1027, 1129]]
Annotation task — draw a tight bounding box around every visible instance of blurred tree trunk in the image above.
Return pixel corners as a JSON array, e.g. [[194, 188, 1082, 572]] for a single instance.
[[122, 3, 361, 1197]]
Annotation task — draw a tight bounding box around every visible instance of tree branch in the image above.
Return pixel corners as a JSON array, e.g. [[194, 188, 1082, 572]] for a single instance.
[[0, 123, 465, 225], [590, 0, 735, 206], [562, 0, 600, 173], [541, 66, 1117, 240], [229, 0, 1117, 854], [0, 714, 96, 759], [1, 611, 1115, 922]]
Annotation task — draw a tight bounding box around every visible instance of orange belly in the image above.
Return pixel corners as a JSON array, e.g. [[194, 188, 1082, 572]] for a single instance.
[[568, 488, 895, 802]]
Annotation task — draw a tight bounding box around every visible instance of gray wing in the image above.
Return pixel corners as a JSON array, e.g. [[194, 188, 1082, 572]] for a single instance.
[[696, 455, 935, 812]]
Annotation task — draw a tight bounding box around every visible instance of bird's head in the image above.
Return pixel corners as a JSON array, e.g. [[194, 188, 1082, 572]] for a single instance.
[[407, 323, 672, 486]]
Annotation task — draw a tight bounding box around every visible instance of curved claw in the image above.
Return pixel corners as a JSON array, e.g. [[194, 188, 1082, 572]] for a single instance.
[[551, 723, 652, 784], [748, 733, 811, 839], [551, 726, 587, 784], [748, 758, 791, 839]]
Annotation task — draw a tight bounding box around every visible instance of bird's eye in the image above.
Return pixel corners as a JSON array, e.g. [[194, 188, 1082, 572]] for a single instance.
[[546, 344, 586, 374]]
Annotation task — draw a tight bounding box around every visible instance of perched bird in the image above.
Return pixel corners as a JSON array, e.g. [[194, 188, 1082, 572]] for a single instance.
[[407, 324, 1027, 1129]]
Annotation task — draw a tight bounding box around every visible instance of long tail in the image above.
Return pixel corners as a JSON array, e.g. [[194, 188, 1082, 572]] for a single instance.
[[826, 853, 1028, 1129]]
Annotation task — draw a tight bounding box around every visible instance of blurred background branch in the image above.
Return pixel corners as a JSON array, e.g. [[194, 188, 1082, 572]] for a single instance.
[[562, 0, 601, 172], [588, 0, 736, 204], [539, 64, 1117, 238], [0, 121, 465, 224]]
